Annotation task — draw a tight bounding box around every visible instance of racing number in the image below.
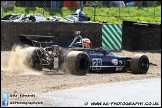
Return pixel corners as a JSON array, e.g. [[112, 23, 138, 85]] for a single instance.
[[92, 58, 102, 70], [93, 59, 102, 66]]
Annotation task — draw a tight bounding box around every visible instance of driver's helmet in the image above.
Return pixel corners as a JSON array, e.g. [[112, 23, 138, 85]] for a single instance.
[[80, 38, 92, 49]]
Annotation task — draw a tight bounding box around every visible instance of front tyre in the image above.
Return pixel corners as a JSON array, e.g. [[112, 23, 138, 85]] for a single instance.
[[130, 54, 149, 74]]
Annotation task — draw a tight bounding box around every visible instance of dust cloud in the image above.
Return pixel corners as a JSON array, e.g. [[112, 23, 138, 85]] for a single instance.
[[6, 44, 42, 75], [2, 45, 71, 75]]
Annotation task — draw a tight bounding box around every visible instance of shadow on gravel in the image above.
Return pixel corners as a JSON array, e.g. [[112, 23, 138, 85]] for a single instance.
[[88, 71, 132, 75], [40, 70, 67, 75], [124, 50, 161, 54]]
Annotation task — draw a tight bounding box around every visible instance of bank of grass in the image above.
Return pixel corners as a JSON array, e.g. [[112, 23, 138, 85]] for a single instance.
[[1, 6, 161, 24]]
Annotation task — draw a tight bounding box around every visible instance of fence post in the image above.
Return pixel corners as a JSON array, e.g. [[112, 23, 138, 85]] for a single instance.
[[93, 1, 97, 22], [119, 6, 120, 17], [1, 2, 4, 17], [80, 1, 83, 11], [154, 1, 156, 17]]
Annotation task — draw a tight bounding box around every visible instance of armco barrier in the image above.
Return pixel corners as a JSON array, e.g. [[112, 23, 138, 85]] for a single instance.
[[1, 21, 102, 51], [1, 20, 161, 51], [122, 20, 161, 50], [102, 24, 122, 50]]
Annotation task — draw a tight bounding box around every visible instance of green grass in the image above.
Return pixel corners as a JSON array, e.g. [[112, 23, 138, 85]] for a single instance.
[[1, 6, 161, 24]]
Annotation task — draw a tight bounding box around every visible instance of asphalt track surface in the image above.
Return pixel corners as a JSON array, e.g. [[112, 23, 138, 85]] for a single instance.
[[4, 78, 161, 107], [37, 78, 161, 107]]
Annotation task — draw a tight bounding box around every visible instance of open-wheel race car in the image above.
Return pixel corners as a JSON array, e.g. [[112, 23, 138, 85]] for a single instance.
[[19, 31, 154, 75]]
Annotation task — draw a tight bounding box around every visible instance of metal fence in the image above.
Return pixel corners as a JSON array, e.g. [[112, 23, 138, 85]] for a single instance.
[[1, 1, 161, 21]]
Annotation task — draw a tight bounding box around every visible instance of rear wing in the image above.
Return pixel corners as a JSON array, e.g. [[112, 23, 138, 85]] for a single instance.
[[19, 34, 69, 48]]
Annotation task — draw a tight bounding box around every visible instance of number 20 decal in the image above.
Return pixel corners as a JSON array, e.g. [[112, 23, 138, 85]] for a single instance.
[[92, 58, 102, 70]]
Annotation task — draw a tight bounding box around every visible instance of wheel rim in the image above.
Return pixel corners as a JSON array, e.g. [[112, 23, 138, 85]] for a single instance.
[[141, 58, 149, 71], [78, 57, 88, 71]]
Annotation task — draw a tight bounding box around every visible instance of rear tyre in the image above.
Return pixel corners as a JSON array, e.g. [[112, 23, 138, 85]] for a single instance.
[[130, 54, 149, 74], [31, 49, 43, 70], [64, 51, 90, 75]]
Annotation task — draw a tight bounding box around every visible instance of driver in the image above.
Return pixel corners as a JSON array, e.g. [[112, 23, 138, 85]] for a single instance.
[[80, 38, 92, 49]]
